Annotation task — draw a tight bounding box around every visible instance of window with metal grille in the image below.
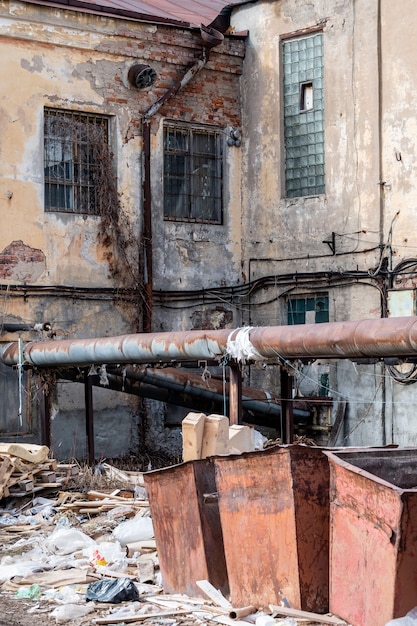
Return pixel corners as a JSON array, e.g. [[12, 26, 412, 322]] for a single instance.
[[283, 33, 325, 198], [163, 123, 223, 223], [287, 294, 329, 325], [44, 108, 109, 214]]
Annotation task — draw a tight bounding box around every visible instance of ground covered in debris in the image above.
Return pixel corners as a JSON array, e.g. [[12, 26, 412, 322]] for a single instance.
[[0, 452, 345, 626]]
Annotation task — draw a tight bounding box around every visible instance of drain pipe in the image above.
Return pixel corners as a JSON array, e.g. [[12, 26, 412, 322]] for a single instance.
[[141, 26, 224, 332]]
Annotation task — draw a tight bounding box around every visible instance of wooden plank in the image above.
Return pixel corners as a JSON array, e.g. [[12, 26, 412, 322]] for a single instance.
[[39, 471, 57, 483], [201, 414, 229, 459], [56, 463, 79, 475], [270, 604, 347, 624], [196, 580, 232, 609], [182, 412, 206, 461], [93, 610, 194, 624], [0, 443, 49, 464], [0, 457, 15, 499]]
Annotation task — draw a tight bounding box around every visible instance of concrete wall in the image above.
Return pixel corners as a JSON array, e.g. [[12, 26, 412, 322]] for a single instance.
[[228, 0, 417, 446], [0, 0, 245, 459]]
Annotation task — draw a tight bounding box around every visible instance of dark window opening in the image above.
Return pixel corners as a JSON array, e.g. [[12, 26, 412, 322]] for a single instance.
[[44, 108, 109, 215], [300, 81, 314, 111], [287, 294, 329, 325], [163, 124, 223, 224]]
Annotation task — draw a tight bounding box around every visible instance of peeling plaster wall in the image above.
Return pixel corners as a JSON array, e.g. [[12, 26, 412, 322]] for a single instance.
[[230, 0, 417, 447], [0, 0, 245, 458]]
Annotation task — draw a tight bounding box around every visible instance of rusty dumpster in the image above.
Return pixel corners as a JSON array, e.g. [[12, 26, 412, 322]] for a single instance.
[[143, 457, 229, 597], [214, 444, 330, 612], [326, 448, 417, 626]]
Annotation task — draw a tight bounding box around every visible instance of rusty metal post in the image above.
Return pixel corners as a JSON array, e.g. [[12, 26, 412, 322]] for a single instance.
[[280, 366, 294, 443], [84, 370, 95, 465], [39, 389, 51, 448], [229, 363, 242, 425]]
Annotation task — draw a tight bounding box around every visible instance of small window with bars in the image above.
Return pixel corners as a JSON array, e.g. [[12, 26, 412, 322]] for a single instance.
[[287, 294, 329, 325], [163, 123, 223, 224], [44, 108, 110, 215]]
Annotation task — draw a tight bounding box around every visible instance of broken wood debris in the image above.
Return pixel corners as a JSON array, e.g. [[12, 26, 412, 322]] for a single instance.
[[0, 443, 79, 499], [270, 604, 348, 624]]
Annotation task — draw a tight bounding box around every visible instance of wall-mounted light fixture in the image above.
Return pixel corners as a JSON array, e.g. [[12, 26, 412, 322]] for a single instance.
[[128, 64, 157, 89], [227, 128, 241, 147]]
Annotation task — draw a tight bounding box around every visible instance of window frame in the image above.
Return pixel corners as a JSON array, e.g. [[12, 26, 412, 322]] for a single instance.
[[287, 293, 329, 325], [163, 122, 223, 225], [44, 108, 110, 215], [281, 29, 325, 199]]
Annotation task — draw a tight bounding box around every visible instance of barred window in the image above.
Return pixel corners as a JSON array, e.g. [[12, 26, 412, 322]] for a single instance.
[[164, 124, 223, 224], [44, 108, 109, 214]]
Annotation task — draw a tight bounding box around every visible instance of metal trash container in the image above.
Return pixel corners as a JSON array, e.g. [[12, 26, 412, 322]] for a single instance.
[[325, 448, 417, 626], [143, 457, 229, 597], [214, 444, 330, 612]]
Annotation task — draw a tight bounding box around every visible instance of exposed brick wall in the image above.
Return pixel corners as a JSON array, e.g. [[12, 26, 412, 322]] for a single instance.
[[97, 23, 245, 131], [0, 241, 46, 282]]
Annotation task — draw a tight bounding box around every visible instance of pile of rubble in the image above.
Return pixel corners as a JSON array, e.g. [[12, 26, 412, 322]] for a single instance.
[[0, 443, 346, 625]]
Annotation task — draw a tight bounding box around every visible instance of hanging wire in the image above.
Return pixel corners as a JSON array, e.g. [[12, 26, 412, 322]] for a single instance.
[[386, 363, 417, 385]]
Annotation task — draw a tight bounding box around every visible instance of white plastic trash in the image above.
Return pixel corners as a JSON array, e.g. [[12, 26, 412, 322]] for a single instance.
[[44, 528, 95, 555], [113, 515, 154, 546], [50, 603, 95, 623], [255, 615, 276, 626]]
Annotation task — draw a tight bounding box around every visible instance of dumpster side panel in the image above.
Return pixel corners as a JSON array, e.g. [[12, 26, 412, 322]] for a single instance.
[[144, 461, 218, 596], [395, 493, 417, 617], [215, 448, 301, 609], [291, 446, 330, 613], [328, 458, 400, 626]]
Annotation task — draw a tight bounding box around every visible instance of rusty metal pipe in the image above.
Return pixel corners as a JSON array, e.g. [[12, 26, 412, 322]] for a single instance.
[[2, 317, 417, 368]]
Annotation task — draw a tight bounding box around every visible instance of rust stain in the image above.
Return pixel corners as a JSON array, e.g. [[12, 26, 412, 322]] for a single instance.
[[326, 448, 417, 625], [214, 445, 330, 612]]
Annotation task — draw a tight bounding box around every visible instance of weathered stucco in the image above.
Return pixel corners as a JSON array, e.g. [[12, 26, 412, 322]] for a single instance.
[[5, 0, 417, 456], [0, 0, 245, 458], [229, 0, 417, 447]]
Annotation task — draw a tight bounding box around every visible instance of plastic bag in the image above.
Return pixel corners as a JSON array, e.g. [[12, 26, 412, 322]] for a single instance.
[[84, 540, 126, 570], [113, 515, 153, 546], [85, 577, 140, 603], [50, 603, 95, 623], [15, 584, 42, 600], [44, 528, 95, 555]]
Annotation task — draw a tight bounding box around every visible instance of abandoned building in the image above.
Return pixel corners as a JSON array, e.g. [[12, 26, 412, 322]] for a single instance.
[[1, 0, 417, 460]]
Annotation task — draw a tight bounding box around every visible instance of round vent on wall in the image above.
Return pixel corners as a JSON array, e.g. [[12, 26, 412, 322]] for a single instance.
[[128, 64, 157, 89]]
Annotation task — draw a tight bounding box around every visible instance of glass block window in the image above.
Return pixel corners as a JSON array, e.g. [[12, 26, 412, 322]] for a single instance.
[[44, 108, 109, 214], [164, 123, 222, 224], [283, 33, 325, 198], [287, 294, 329, 325]]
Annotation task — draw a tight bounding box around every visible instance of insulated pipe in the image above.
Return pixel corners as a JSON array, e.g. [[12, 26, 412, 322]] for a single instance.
[[3, 316, 417, 367]]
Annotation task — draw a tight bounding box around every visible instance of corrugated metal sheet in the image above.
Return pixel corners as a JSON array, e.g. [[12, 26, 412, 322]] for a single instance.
[[25, 0, 238, 27]]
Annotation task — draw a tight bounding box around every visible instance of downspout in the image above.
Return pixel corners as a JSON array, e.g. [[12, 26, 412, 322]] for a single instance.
[[141, 27, 224, 332], [377, 0, 386, 444]]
